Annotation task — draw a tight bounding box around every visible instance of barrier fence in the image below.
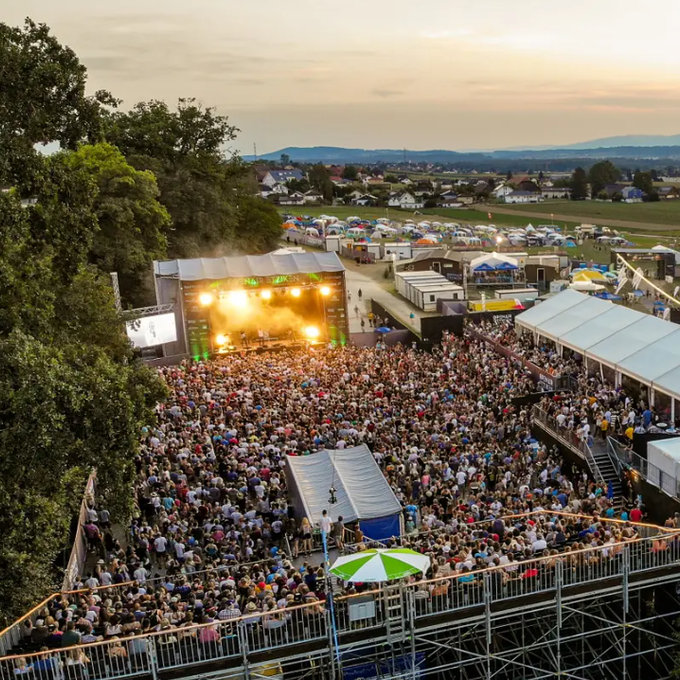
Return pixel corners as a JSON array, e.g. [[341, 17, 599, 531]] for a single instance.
[[62, 472, 97, 592], [3, 526, 679, 680]]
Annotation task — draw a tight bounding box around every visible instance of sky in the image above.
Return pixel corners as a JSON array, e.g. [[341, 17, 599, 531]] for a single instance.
[[6, 0, 680, 154]]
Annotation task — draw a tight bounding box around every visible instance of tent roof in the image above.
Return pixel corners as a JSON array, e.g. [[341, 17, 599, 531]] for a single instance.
[[560, 304, 641, 352], [469, 252, 518, 271], [535, 295, 612, 342], [154, 252, 345, 281], [286, 445, 401, 524], [515, 289, 588, 332], [654, 365, 680, 398], [586, 314, 679, 369], [648, 438, 680, 462], [616, 328, 680, 385]]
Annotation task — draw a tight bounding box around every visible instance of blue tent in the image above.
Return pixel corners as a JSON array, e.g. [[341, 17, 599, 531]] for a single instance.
[[496, 261, 519, 271], [594, 292, 622, 301], [473, 262, 496, 272]]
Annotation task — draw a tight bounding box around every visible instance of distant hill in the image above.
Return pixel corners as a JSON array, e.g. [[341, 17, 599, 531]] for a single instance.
[[244, 144, 680, 164]]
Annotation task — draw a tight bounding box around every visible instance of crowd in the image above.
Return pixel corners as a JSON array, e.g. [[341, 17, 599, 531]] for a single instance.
[[15, 325, 669, 667]]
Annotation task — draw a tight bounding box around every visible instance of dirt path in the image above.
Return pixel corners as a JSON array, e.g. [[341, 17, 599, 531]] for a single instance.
[[482, 205, 680, 233]]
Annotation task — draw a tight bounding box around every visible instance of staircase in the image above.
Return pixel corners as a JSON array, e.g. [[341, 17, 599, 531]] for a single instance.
[[589, 438, 623, 509], [383, 586, 407, 644]]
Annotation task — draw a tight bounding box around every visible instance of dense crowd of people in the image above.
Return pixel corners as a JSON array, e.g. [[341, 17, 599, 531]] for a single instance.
[[15, 324, 673, 670]]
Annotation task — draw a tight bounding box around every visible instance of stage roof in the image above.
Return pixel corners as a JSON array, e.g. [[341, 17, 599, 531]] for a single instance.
[[285, 445, 402, 524], [154, 252, 345, 281]]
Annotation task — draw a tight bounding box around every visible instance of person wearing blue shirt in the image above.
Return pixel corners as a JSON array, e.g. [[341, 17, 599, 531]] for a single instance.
[[642, 408, 653, 427]]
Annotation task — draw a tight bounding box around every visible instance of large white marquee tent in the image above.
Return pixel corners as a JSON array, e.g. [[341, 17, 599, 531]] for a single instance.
[[515, 289, 680, 409]]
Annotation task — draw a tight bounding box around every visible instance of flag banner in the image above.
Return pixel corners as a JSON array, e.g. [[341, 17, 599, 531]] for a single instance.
[[663, 308, 671, 321], [632, 267, 644, 290]]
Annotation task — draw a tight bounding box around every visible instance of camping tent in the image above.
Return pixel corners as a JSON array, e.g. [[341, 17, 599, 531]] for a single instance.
[[285, 445, 402, 541], [572, 270, 607, 283], [569, 280, 605, 291]]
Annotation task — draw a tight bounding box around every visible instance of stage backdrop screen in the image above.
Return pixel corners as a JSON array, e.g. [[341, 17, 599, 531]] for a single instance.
[[126, 313, 177, 349]]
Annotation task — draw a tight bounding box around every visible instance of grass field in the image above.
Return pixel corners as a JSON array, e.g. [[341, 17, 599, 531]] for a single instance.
[[499, 199, 680, 227]]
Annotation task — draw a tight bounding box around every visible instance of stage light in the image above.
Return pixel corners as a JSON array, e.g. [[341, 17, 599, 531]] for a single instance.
[[290, 288, 302, 298], [215, 334, 228, 346], [320, 286, 331, 296], [199, 292, 214, 306], [304, 325, 320, 339], [228, 290, 248, 308], [261, 289, 272, 300]]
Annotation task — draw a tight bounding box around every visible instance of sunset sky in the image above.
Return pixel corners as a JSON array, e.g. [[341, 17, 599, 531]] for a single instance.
[[6, 0, 680, 154]]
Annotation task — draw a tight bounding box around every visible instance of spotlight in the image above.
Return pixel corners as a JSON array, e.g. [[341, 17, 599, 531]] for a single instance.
[[228, 290, 248, 308], [199, 292, 214, 307], [290, 288, 302, 298], [320, 286, 331, 296], [304, 325, 320, 339], [215, 334, 228, 346], [261, 289, 272, 300]]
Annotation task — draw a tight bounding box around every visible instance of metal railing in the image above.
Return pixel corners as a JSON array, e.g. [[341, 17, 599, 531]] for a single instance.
[[609, 436, 680, 499], [3, 526, 680, 680], [532, 406, 605, 484]]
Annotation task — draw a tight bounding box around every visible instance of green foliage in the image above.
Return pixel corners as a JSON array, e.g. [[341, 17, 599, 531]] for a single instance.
[[308, 164, 334, 201], [570, 167, 589, 200], [588, 160, 620, 196], [64, 143, 171, 306], [633, 170, 654, 195], [343, 165, 359, 181], [0, 18, 117, 186], [104, 99, 280, 257]]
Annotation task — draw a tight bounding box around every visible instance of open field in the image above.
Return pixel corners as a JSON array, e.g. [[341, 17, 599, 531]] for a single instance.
[[495, 199, 680, 231]]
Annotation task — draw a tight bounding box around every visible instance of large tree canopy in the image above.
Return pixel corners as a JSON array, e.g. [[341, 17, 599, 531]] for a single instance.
[[104, 99, 281, 258], [65, 143, 171, 306]]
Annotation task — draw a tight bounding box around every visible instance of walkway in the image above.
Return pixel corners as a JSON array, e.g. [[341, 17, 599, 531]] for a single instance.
[[344, 265, 433, 334]]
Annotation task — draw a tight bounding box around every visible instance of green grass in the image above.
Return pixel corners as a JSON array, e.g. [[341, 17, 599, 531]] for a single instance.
[[499, 199, 680, 229]]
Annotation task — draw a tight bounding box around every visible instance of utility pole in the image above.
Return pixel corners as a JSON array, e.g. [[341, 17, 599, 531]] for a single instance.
[[253, 143, 257, 161]]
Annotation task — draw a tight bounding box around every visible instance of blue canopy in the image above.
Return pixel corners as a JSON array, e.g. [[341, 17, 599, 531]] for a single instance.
[[375, 327, 392, 333], [633, 290, 645, 297], [473, 262, 496, 272], [594, 292, 622, 301], [496, 261, 519, 271]]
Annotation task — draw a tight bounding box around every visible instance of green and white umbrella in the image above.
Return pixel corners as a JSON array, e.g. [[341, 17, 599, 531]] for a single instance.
[[330, 548, 430, 582]]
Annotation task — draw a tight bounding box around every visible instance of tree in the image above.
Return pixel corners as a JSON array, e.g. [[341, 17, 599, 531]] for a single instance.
[[633, 171, 654, 196], [280, 153, 291, 166], [650, 169, 659, 182], [64, 143, 171, 306], [104, 99, 280, 258], [308, 164, 334, 201], [343, 165, 359, 181], [506, 170, 513, 180], [538, 171, 544, 182], [0, 19, 117, 186], [588, 160, 620, 196], [0, 19, 165, 621], [570, 167, 589, 200], [384, 174, 398, 183]]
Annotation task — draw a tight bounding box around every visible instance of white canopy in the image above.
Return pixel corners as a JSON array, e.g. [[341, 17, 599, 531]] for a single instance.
[[515, 289, 680, 399], [285, 445, 402, 525], [469, 252, 519, 271]]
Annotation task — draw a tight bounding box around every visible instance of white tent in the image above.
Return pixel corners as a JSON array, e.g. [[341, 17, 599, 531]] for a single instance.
[[647, 438, 680, 494], [285, 445, 402, 540], [469, 252, 519, 272]]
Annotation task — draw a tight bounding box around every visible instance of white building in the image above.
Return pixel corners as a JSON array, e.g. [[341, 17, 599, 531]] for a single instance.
[[504, 191, 543, 204], [387, 192, 424, 210]]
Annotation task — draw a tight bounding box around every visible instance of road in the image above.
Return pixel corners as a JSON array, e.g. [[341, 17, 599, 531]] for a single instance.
[[344, 266, 429, 333], [483, 204, 680, 233]]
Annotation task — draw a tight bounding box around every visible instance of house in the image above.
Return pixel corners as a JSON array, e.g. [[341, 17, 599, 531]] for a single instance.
[[278, 192, 306, 206], [621, 186, 643, 203], [261, 169, 304, 187], [516, 180, 541, 193], [437, 190, 460, 207], [492, 184, 514, 199], [438, 178, 454, 191], [387, 192, 424, 210], [398, 176, 413, 185], [351, 193, 379, 207], [541, 187, 573, 200], [303, 190, 323, 204], [658, 186, 680, 199], [504, 191, 543, 204], [602, 184, 627, 199]]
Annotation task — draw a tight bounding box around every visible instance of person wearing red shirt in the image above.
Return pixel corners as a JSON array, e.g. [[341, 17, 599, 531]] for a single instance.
[[630, 507, 643, 523]]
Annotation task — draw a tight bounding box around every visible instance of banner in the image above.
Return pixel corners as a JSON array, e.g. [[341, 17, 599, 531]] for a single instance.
[[615, 268, 627, 295], [632, 267, 644, 290]]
